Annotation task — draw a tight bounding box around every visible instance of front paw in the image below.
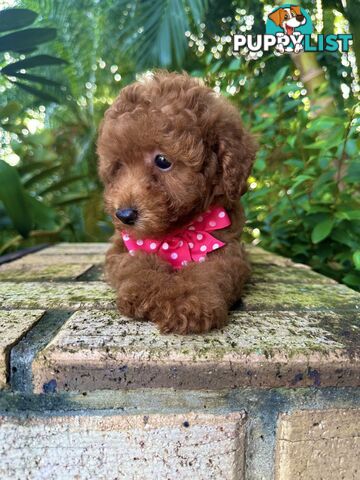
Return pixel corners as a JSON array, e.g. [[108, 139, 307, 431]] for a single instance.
[[151, 289, 228, 334], [116, 279, 152, 319]]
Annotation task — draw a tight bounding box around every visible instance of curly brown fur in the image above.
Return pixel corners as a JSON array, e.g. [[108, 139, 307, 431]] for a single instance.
[[97, 71, 256, 334]]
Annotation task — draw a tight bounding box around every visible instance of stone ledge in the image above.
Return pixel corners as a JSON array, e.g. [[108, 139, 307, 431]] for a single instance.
[[0, 243, 359, 393], [32, 309, 360, 392]]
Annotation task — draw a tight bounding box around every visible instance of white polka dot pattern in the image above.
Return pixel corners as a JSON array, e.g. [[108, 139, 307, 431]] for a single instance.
[[120, 205, 230, 269]]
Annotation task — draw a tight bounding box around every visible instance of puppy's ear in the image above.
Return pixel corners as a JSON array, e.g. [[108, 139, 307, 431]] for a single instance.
[[268, 8, 282, 26], [291, 6, 302, 16], [213, 103, 256, 204], [97, 118, 121, 184]]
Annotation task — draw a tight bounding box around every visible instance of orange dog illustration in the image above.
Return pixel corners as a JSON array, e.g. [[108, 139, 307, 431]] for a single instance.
[[269, 5, 306, 53], [268, 5, 306, 35]]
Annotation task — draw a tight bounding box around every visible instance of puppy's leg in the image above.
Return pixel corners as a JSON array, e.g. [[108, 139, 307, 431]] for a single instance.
[[105, 240, 173, 319], [149, 242, 250, 334]]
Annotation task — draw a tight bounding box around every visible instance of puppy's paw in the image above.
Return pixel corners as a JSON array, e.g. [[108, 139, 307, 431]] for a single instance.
[[151, 290, 228, 334], [116, 279, 152, 319], [294, 43, 303, 54]]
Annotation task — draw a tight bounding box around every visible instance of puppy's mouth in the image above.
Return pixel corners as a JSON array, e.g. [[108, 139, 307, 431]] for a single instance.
[[285, 25, 294, 35]]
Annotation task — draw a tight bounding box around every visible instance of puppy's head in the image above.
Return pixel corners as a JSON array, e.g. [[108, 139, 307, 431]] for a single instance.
[[97, 71, 256, 238]]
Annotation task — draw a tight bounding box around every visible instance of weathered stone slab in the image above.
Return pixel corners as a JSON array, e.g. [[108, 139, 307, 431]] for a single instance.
[[0, 411, 245, 480], [251, 263, 336, 284], [0, 263, 93, 281], [11, 254, 104, 265], [247, 246, 295, 266], [275, 409, 360, 480], [32, 309, 360, 392], [243, 282, 360, 311], [34, 242, 110, 255], [0, 310, 44, 388], [0, 282, 115, 310]]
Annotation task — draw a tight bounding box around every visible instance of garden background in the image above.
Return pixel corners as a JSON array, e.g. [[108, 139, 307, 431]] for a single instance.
[[0, 0, 359, 290]]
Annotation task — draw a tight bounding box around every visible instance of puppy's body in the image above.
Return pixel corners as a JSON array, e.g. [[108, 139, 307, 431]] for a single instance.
[[97, 72, 256, 334]]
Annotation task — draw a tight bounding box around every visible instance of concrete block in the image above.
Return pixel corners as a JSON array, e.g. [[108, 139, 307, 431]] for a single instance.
[[0, 310, 44, 388], [33, 243, 110, 255], [0, 411, 246, 480], [0, 263, 93, 281], [0, 282, 115, 310], [250, 263, 337, 284], [11, 254, 104, 265], [276, 409, 360, 480], [32, 309, 360, 392], [243, 282, 360, 311]]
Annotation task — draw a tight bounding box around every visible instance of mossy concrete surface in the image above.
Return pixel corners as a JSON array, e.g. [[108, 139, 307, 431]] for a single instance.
[[0, 263, 93, 282], [0, 242, 358, 393], [32, 308, 360, 392], [0, 281, 116, 310], [10, 253, 104, 265]]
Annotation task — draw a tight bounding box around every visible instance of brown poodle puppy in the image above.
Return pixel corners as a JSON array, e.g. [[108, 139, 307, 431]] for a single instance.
[[97, 71, 256, 334]]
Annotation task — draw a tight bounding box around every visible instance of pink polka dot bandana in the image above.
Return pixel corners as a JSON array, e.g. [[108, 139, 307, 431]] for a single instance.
[[121, 205, 231, 269]]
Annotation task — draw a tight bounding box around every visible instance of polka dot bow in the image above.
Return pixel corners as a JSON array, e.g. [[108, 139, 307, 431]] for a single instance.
[[121, 205, 231, 269]]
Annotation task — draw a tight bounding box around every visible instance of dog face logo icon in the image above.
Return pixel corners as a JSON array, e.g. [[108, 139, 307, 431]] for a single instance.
[[266, 4, 313, 54], [268, 6, 306, 36]]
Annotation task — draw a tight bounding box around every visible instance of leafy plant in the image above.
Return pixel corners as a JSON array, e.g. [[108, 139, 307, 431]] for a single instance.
[[0, 8, 66, 101], [0, 0, 359, 292], [114, 0, 208, 67]]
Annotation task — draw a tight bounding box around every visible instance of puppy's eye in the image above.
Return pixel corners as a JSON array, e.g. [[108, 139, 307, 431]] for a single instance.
[[154, 154, 172, 171], [284, 14, 289, 19]]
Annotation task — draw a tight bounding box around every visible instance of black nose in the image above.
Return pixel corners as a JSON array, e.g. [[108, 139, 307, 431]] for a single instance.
[[296, 14, 304, 21], [115, 208, 138, 225]]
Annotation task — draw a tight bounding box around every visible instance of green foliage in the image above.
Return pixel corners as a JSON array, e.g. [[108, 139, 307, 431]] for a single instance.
[[0, 159, 32, 237], [0, 1, 359, 292], [114, 0, 208, 67], [0, 8, 66, 101], [178, 6, 360, 290], [238, 72, 360, 289]]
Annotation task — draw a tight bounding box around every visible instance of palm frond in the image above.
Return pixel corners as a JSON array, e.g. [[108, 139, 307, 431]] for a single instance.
[[116, 0, 208, 67]]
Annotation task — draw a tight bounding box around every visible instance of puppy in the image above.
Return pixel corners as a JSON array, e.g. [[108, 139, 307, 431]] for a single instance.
[[97, 71, 256, 334]]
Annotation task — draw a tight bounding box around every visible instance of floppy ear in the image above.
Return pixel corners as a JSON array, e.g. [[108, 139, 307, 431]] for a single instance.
[[268, 8, 283, 26], [291, 5, 302, 16], [212, 102, 257, 204]]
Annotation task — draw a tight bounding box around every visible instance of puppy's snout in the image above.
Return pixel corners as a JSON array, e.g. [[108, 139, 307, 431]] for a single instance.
[[296, 14, 305, 22], [115, 207, 138, 225]]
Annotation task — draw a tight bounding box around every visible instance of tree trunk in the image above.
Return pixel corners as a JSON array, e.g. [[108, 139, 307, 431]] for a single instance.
[[290, 52, 334, 114], [275, 0, 335, 114]]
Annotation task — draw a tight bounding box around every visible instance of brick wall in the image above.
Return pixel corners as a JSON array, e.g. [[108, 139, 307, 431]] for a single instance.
[[0, 243, 359, 479]]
